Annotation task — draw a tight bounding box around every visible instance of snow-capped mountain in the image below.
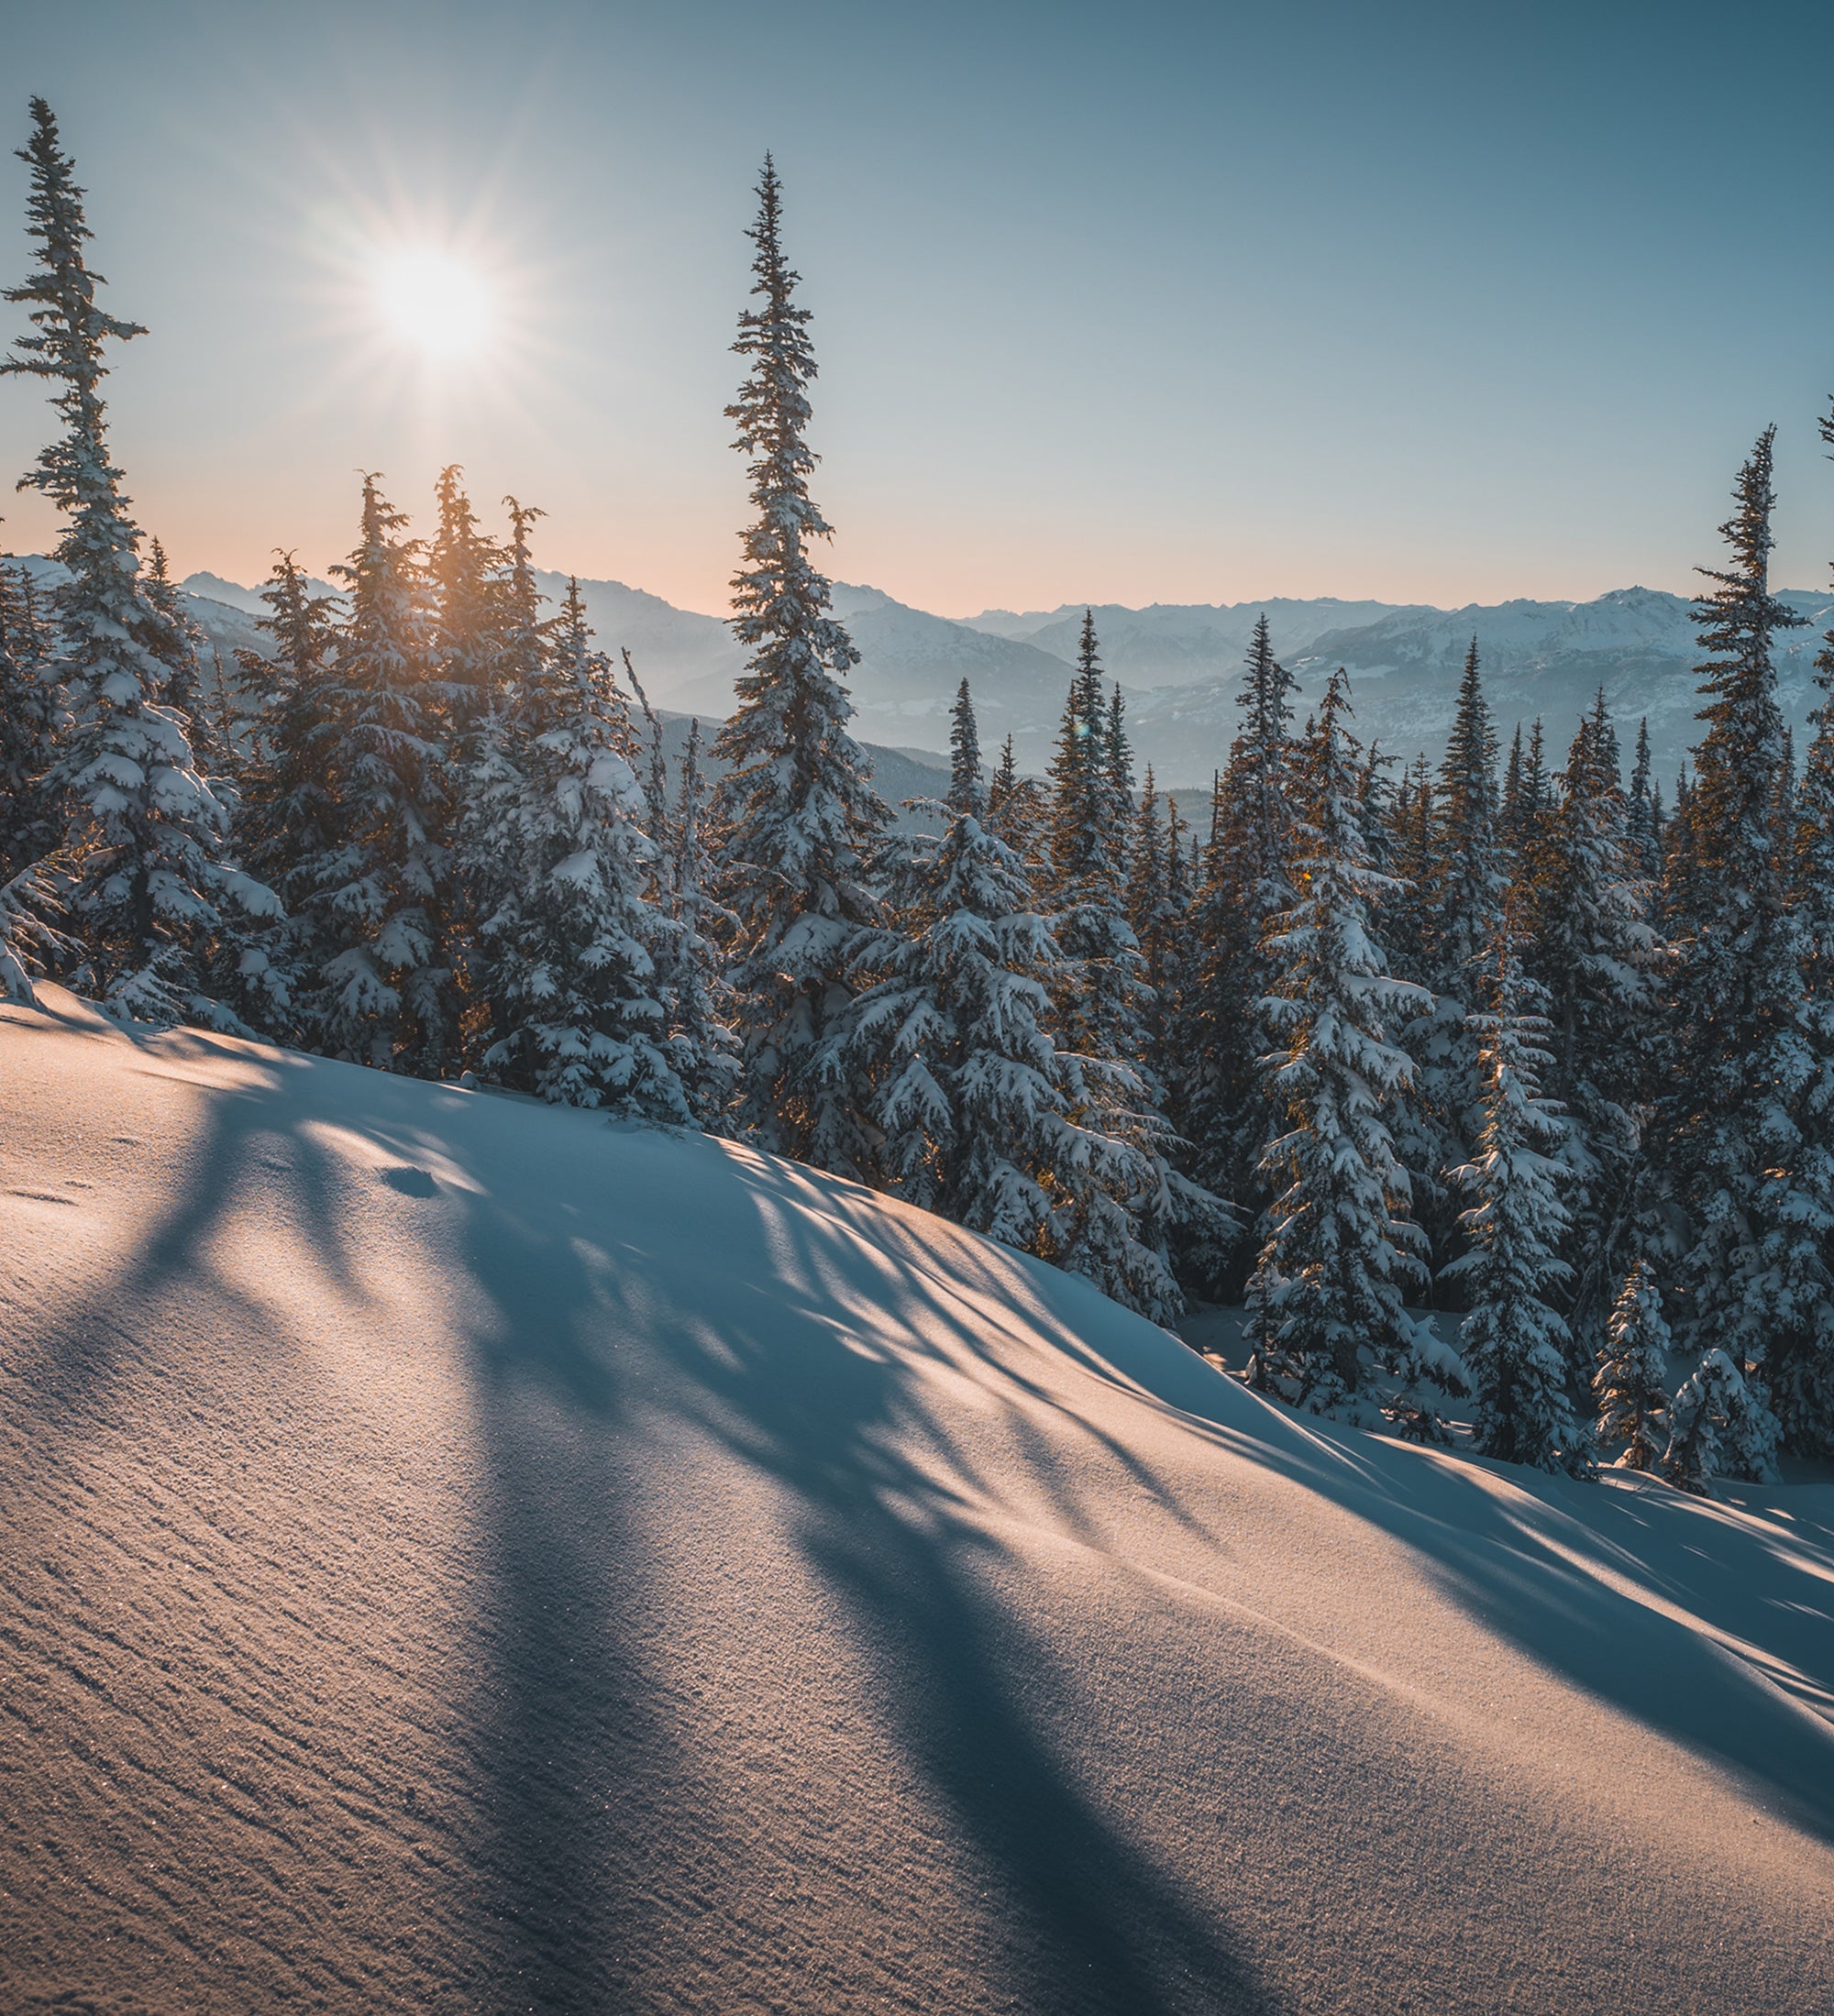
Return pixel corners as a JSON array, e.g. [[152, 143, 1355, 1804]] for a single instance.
[[1132, 586, 1834, 784], [966, 597, 1413, 683], [58, 561, 1834, 787]]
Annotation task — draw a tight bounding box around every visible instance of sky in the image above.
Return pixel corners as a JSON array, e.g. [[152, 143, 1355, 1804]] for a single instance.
[[0, 0, 1831, 619]]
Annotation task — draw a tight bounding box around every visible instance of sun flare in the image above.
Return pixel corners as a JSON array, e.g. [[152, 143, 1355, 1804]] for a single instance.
[[370, 247, 492, 361]]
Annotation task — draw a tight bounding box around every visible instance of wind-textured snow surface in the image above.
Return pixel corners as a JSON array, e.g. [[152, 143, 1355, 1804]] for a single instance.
[[2, 990, 1831, 2015]]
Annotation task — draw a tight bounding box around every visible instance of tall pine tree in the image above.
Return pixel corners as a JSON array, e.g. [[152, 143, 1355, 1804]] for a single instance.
[[310, 476, 453, 1072], [428, 465, 505, 740], [2, 98, 271, 1027], [713, 158, 887, 1172], [1177, 614, 1299, 1288], [226, 551, 341, 1037], [986, 732, 1045, 866], [1771, 397, 1834, 1453], [1519, 694, 1658, 1348], [1444, 929, 1588, 1473], [1249, 671, 1432, 1411], [1040, 615, 1204, 1312], [948, 675, 983, 818], [469, 575, 686, 1118], [663, 716, 740, 1127], [1430, 640, 1506, 1148], [1593, 1259, 1671, 1472], [0, 558, 60, 882], [1661, 428, 1826, 1477]]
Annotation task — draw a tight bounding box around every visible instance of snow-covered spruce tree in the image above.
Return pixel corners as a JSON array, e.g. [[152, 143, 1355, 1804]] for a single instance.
[[0, 558, 67, 1001], [223, 551, 341, 1039], [141, 538, 211, 737], [1247, 670, 1433, 1411], [986, 732, 1045, 871], [453, 494, 549, 1058], [1661, 1348, 1766, 1497], [621, 645, 673, 869], [664, 715, 740, 1126], [428, 465, 506, 742], [1176, 613, 1299, 1290], [493, 498, 552, 719], [1373, 748, 1462, 1272], [1127, 769, 1187, 1091], [843, 682, 1194, 1310], [1499, 725, 1524, 855], [1659, 760, 1703, 935], [1104, 683, 1133, 888], [1501, 717, 1551, 860], [432, 470, 528, 1054], [948, 676, 983, 818], [1518, 695, 1659, 1349], [0, 558, 61, 881], [1043, 612, 1130, 1052], [148, 556, 234, 810], [617, 635, 740, 1126], [1442, 930, 1589, 1474], [1040, 617, 1207, 1311], [1127, 775, 1166, 1014], [1, 98, 272, 1027], [1660, 428, 1826, 1477], [844, 682, 1070, 1239], [1157, 789, 1195, 1121], [1429, 641, 1506, 1142], [467, 572, 687, 1118], [712, 158, 887, 1173], [1626, 719, 1664, 886], [1162, 788, 1192, 942], [1771, 401, 1834, 1454], [1593, 1258, 1672, 1471], [307, 475, 456, 1072], [1380, 755, 1436, 988]]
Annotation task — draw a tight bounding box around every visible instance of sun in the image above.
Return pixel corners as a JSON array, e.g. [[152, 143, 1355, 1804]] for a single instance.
[[370, 247, 493, 361]]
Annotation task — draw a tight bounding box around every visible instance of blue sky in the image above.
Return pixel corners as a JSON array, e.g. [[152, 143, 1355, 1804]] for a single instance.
[[1, 0, 1830, 615]]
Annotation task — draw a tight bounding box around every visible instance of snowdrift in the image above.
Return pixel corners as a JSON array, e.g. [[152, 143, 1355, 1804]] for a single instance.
[[2, 991, 1830, 2014]]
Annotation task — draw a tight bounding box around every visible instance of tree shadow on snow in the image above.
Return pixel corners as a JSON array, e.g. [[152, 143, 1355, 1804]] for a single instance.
[[439, 1128, 1276, 2016], [46, 1022, 1833, 2010]]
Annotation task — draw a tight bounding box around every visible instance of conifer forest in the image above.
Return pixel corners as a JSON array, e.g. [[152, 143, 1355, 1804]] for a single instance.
[[5, 94, 1833, 1500]]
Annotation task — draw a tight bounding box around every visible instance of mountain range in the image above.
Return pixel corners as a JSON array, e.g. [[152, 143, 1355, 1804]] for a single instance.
[[18, 554, 1832, 789]]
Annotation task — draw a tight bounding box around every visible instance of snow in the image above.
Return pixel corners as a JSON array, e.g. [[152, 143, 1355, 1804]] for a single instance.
[[3, 989, 1831, 2013]]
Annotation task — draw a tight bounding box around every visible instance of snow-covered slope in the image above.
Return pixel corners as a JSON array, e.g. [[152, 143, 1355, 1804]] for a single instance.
[[3, 995, 1830, 2013]]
